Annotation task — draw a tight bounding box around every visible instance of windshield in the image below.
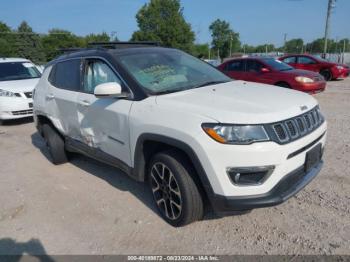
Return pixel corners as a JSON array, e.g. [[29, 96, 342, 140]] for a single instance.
[[0, 62, 42, 81], [118, 49, 231, 95], [262, 58, 293, 71], [313, 55, 329, 62]]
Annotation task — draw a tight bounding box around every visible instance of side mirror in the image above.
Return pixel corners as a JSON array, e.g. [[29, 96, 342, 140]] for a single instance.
[[261, 67, 270, 73], [94, 82, 128, 99]]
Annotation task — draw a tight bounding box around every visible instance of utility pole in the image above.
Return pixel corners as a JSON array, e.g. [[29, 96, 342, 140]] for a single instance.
[[323, 0, 336, 57], [229, 34, 233, 57], [342, 40, 346, 63], [283, 33, 287, 53]]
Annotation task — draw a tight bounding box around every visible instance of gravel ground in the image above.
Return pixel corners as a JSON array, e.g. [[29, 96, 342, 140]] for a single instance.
[[0, 79, 349, 256]]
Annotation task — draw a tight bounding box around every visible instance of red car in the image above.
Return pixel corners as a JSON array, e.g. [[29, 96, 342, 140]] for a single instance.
[[279, 54, 350, 81], [218, 57, 326, 93]]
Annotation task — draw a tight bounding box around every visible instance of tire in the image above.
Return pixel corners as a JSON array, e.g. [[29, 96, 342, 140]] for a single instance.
[[42, 124, 68, 165], [148, 150, 204, 227], [320, 69, 332, 81], [275, 82, 291, 88]]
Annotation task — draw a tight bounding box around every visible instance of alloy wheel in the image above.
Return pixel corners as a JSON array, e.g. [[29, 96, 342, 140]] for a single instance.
[[150, 162, 182, 220]]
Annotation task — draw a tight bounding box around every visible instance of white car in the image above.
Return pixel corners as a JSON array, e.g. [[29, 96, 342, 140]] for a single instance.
[[0, 58, 41, 122], [33, 43, 327, 226]]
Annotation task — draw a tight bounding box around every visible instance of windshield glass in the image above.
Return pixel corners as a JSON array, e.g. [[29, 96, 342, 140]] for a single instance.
[[0, 62, 42, 81], [262, 58, 293, 71], [118, 49, 231, 95], [313, 55, 329, 62]]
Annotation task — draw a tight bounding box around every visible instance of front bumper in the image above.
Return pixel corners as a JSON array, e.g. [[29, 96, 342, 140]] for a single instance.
[[0, 97, 33, 120], [210, 160, 323, 214]]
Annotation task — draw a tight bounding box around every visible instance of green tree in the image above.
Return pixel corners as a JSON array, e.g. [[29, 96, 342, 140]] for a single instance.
[[131, 0, 195, 52], [41, 29, 85, 61], [209, 19, 240, 59], [0, 21, 15, 56], [84, 32, 111, 45], [192, 43, 209, 59], [15, 21, 46, 63], [284, 38, 304, 53]]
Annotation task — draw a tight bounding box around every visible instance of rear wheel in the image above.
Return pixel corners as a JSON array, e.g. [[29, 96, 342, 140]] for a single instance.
[[320, 69, 332, 81], [42, 124, 68, 165], [275, 82, 291, 89], [148, 150, 204, 227]]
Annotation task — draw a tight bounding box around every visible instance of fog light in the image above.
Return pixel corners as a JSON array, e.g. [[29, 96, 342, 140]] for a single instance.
[[227, 166, 275, 186]]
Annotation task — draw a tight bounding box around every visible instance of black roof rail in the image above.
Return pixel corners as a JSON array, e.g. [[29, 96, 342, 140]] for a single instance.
[[88, 41, 160, 49], [58, 48, 87, 54]]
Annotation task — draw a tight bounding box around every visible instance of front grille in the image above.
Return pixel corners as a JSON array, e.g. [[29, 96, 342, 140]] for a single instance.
[[24, 92, 33, 98], [12, 109, 33, 116], [268, 106, 324, 144]]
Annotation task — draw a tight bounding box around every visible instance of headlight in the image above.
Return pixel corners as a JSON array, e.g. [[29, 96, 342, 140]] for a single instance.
[[295, 76, 314, 83], [336, 65, 344, 70], [202, 123, 269, 144], [0, 89, 16, 97]]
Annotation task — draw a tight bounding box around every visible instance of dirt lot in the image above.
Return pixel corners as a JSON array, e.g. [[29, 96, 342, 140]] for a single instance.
[[0, 79, 349, 256]]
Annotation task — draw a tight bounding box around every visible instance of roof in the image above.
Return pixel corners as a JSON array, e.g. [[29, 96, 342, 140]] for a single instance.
[[47, 46, 175, 67], [0, 57, 31, 63]]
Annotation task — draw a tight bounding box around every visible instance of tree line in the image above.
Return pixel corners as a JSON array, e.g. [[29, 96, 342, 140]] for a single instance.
[[0, 0, 349, 64]]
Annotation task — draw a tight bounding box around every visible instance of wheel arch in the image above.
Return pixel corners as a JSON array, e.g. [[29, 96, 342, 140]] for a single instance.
[[132, 134, 214, 200]]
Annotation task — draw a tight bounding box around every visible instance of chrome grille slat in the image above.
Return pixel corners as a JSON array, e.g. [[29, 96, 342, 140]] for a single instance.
[[270, 107, 324, 144]]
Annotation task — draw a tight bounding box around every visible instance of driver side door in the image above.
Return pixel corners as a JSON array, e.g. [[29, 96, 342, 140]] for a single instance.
[[76, 58, 133, 166]]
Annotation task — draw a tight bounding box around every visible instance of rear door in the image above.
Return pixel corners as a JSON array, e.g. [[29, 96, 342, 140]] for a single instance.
[[222, 60, 245, 80], [296, 56, 319, 72], [76, 58, 133, 166], [46, 59, 81, 138]]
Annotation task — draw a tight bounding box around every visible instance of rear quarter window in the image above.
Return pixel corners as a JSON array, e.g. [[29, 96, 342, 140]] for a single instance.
[[49, 59, 81, 91]]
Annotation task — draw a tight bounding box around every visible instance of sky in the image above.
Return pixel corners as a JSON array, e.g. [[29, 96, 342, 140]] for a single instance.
[[0, 0, 349, 47]]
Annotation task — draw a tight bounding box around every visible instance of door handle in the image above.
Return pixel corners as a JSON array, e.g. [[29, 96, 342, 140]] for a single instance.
[[46, 94, 55, 100], [79, 100, 91, 107]]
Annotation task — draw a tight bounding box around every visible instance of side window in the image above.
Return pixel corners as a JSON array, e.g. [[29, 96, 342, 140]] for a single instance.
[[246, 60, 263, 73], [50, 59, 81, 91], [298, 56, 316, 64], [225, 60, 244, 71], [83, 60, 121, 94], [282, 57, 296, 64]]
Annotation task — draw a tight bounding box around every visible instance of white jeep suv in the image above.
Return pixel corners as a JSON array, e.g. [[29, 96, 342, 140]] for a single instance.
[[0, 58, 41, 122], [33, 43, 327, 226]]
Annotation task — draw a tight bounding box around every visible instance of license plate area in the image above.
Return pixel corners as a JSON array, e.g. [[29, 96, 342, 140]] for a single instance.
[[305, 143, 322, 172]]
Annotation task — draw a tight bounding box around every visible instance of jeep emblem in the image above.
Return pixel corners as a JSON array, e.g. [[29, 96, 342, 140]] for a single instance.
[[300, 105, 308, 111]]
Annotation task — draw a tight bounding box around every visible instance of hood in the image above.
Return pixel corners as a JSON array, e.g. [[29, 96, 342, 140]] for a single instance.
[[0, 78, 39, 93], [284, 69, 322, 78], [156, 81, 318, 124]]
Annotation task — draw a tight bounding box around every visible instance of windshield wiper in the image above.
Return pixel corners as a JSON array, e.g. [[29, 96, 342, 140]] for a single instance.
[[193, 80, 231, 89]]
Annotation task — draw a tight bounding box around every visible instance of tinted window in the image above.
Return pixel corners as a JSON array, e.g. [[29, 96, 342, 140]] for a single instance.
[[0, 62, 41, 81], [225, 60, 244, 71], [83, 60, 121, 94], [51, 59, 81, 91], [246, 60, 263, 73], [118, 49, 230, 95], [298, 56, 316, 64], [282, 57, 296, 64], [262, 58, 293, 71]]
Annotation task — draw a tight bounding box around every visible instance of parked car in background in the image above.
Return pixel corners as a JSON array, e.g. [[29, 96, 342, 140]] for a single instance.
[[204, 59, 221, 67], [218, 57, 326, 93], [279, 54, 350, 81], [0, 58, 41, 123], [34, 43, 326, 226]]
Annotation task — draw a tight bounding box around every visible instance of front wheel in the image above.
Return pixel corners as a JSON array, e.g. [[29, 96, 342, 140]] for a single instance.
[[148, 150, 204, 227]]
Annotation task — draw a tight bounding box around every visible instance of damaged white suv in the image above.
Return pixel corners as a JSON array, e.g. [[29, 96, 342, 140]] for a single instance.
[[34, 42, 327, 226]]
